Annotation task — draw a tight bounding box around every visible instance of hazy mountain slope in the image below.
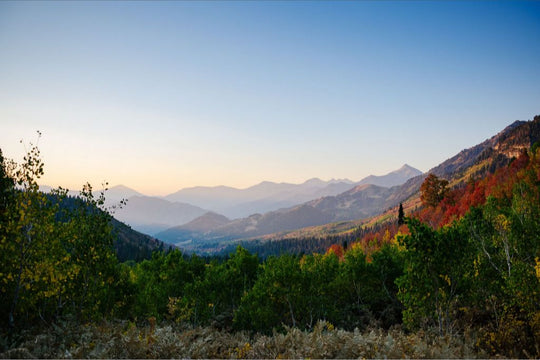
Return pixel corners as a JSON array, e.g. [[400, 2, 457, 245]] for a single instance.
[[114, 196, 207, 235], [111, 218, 173, 262], [104, 185, 143, 203], [219, 180, 358, 219], [209, 175, 415, 239], [164, 185, 244, 211], [156, 166, 422, 245], [177, 211, 231, 232], [206, 205, 332, 239], [219, 198, 299, 220], [308, 184, 396, 221], [262, 115, 540, 244], [157, 204, 334, 245], [432, 118, 540, 181], [156, 212, 231, 244], [164, 179, 355, 218], [156, 185, 392, 245], [357, 164, 422, 187], [164, 115, 540, 252], [163, 166, 418, 219], [385, 116, 540, 208]]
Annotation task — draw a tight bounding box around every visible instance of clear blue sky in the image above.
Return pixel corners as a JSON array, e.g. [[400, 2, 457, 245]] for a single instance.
[[1, 1, 539, 195]]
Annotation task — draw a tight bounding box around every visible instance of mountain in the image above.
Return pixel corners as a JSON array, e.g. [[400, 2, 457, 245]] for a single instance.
[[386, 116, 540, 209], [431, 119, 540, 180], [157, 204, 334, 247], [160, 115, 540, 253], [163, 166, 419, 219], [156, 184, 394, 246], [357, 164, 423, 187], [113, 196, 207, 235], [217, 204, 332, 238], [45, 193, 172, 262], [103, 166, 419, 237], [111, 218, 173, 262], [156, 212, 231, 244], [155, 166, 423, 246], [103, 185, 144, 203], [164, 179, 357, 219], [308, 184, 397, 221], [272, 115, 540, 244], [178, 211, 231, 233]]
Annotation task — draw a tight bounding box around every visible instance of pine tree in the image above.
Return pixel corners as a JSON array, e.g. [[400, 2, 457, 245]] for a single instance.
[[398, 203, 405, 225]]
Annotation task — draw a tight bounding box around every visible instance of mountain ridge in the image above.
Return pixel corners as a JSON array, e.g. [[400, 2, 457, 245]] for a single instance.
[[162, 165, 420, 219], [156, 167, 422, 246], [158, 115, 540, 252], [113, 196, 208, 235], [357, 164, 422, 187]]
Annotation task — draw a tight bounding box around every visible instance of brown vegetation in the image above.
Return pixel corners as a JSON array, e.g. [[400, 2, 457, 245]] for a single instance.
[[1, 320, 485, 359]]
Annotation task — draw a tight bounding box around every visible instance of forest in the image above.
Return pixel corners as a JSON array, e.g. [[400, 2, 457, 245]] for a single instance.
[[1, 139, 539, 358]]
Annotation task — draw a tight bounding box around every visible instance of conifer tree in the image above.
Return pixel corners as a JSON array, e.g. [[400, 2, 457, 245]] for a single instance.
[[398, 203, 405, 225]]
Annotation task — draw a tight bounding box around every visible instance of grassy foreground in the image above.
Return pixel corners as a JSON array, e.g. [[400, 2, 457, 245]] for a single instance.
[[1, 320, 486, 359]]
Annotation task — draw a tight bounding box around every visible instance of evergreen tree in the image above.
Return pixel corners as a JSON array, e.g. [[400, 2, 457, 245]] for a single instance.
[[398, 203, 405, 225]]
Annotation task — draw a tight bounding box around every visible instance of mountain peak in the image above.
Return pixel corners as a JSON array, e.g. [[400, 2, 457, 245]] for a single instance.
[[303, 178, 326, 187], [108, 184, 139, 192], [358, 165, 423, 188], [400, 164, 415, 170], [103, 185, 143, 200], [394, 164, 423, 176], [177, 211, 231, 233]]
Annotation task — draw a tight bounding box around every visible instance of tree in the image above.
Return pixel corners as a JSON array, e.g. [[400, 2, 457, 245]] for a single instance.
[[0, 136, 60, 328], [62, 183, 121, 319], [398, 203, 405, 225], [420, 174, 449, 208], [397, 218, 473, 334], [234, 254, 303, 332], [1, 134, 126, 327], [176, 246, 259, 328]]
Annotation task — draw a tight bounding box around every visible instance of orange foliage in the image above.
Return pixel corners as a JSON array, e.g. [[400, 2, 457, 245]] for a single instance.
[[326, 244, 344, 260], [415, 150, 533, 229], [325, 149, 538, 259]]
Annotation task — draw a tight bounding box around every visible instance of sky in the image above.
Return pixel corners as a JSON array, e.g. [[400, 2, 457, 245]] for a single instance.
[[1, 1, 539, 196]]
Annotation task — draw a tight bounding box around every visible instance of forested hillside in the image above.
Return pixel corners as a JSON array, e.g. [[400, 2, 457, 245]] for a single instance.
[[46, 194, 173, 262], [1, 122, 539, 358]]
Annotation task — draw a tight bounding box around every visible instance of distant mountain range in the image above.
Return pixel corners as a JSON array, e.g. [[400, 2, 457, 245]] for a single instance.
[[155, 166, 422, 245], [113, 196, 207, 235], [106, 164, 421, 237], [156, 183, 402, 246], [36, 115, 540, 256], [260, 116, 540, 245], [156, 116, 540, 252], [164, 177, 358, 219], [357, 164, 422, 187]]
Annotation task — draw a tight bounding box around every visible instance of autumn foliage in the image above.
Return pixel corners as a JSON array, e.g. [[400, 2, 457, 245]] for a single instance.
[[420, 173, 449, 208], [416, 150, 533, 229]]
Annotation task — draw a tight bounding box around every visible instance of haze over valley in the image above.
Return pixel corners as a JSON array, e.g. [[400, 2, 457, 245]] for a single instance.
[[95, 164, 423, 236], [118, 117, 540, 253]]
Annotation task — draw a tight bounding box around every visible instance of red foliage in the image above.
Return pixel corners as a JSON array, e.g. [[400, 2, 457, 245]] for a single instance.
[[326, 244, 344, 260], [414, 150, 533, 229], [325, 149, 538, 257]]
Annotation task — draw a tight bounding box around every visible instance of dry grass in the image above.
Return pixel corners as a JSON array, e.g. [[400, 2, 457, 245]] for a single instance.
[[1, 320, 486, 359]]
